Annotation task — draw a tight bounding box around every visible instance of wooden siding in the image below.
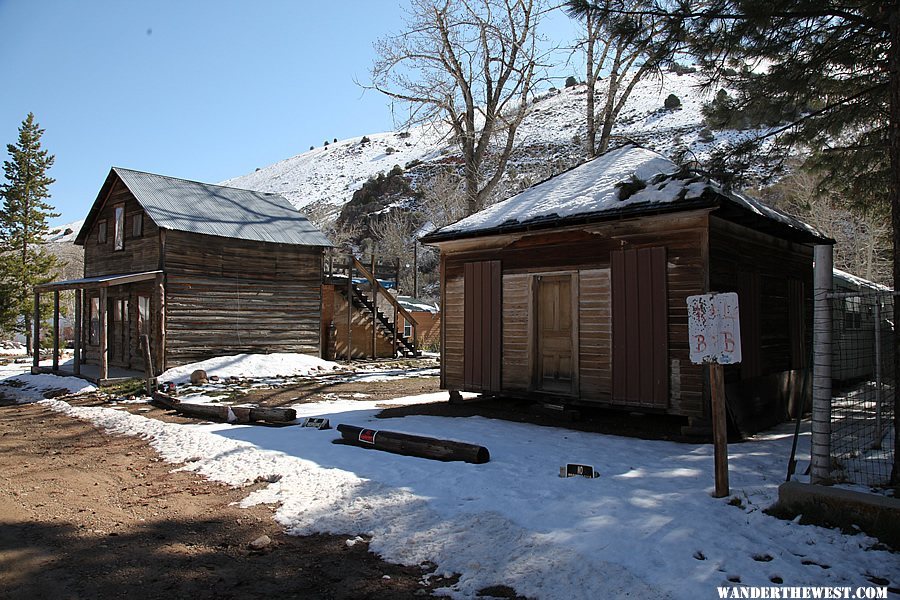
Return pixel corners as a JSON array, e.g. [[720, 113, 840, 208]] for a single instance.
[[578, 269, 611, 401], [435, 210, 709, 417], [709, 216, 814, 379], [501, 273, 531, 391], [163, 230, 322, 367], [83, 179, 161, 277]]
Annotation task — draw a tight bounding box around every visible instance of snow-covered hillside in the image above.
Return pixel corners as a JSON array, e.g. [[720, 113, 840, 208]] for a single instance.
[[223, 70, 754, 221], [46, 219, 84, 243]]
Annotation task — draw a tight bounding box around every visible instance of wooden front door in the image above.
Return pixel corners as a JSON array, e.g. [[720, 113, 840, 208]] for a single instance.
[[109, 297, 130, 367], [534, 274, 576, 395], [611, 247, 668, 408]]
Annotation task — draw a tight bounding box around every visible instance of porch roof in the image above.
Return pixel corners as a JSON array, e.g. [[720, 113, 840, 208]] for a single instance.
[[35, 270, 162, 292]]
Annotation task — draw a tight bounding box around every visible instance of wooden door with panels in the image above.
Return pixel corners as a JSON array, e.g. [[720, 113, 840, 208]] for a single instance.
[[533, 273, 577, 395], [463, 260, 501, 393], [611, 247, 668, 408]]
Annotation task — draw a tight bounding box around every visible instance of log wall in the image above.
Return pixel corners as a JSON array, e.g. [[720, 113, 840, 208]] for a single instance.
[[83, 179, 161, 277], [163, 230, 323, 367]]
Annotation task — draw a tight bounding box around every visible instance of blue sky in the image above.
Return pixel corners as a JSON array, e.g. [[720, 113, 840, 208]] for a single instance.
[[0, 1, 581, 226]]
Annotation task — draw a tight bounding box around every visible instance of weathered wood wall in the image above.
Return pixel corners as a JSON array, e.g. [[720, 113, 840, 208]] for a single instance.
[[436, 210, 710, 418], [321, 284, 398, 359], [83, 180, 161, 277], [709, 216, 814, 378], [163, 231, 323, 367]]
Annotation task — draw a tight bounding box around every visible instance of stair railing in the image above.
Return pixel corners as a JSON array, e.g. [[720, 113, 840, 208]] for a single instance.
[[349, 254, 419, 357]]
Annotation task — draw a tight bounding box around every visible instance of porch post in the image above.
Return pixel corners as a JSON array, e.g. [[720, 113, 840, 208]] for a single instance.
[[99, 286, 108, 382], [32, 291, 40, 374], [346, 255, 353, 362], [52, 291, 60, 371], [155, 274, 166, 375], [73, 288, 82, 376]]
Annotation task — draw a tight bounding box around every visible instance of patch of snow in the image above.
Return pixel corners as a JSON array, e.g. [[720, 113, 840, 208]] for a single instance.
[[158, 353, 342, 384], [0, 362, 97, 403]]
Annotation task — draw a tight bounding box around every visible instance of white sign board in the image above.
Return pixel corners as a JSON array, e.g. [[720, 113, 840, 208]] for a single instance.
[[686, 292, 742, 365]]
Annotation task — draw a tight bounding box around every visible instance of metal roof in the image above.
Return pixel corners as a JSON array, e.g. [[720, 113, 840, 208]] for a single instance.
[[35, 271, 162, 292], [76, 168, 332, 247]]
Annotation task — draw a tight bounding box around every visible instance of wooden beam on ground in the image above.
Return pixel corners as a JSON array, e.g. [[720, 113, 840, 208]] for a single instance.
[[335, 423, 490, 464], [151, 391, 296, 423]]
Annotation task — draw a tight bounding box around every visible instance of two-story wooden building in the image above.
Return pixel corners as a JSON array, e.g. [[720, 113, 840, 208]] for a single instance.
[[34, 167, 331, 383]]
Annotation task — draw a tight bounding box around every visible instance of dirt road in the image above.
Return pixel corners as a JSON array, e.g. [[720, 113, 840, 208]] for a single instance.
[[0, 394, 451, 599]]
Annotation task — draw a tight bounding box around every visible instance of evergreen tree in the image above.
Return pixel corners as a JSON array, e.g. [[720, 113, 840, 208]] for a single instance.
[[578, 0, 900, 483], [0, 113, 60, 350]]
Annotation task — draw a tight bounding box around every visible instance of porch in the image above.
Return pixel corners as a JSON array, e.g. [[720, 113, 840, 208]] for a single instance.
[[33, 270, 163, 385]]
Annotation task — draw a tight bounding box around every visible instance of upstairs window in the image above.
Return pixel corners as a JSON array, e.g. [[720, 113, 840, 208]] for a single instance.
[[97, 220, 107, 244], [132, 212, 143, 238], [113, 205, 124, 251]]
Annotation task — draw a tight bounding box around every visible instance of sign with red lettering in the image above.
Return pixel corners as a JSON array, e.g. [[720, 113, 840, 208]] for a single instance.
[[358, 428, 377, 444], [686, 292, 742, 365]]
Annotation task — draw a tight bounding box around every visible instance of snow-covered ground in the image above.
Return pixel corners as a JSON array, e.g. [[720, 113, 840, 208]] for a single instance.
[[1, 355, 896, 598]]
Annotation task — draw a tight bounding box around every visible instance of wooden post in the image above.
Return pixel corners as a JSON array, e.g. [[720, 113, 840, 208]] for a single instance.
[[52, 291, 60, 371], [371, 254, 378, 359], [140, 334, 155, 395], [155, 274, 166, 375], [73, 288, 82, 376], [346, 254, 353, 362], [709, 363, 729, 497], [99, 287, 108, 381], [32, 291, 40, 373], [393, 305, 399, 357], [413, 243, 418, 298], [395, 257, 400, 293]]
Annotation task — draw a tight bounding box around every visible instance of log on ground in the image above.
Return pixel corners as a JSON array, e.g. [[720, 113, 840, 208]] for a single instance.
[[335, 423, 490, 464]]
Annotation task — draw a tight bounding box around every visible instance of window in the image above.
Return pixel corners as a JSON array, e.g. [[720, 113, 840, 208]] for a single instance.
[[138, 295, 150, 336], [844, 297, 862, 330], [89, 297, 100, 344], [114, 205, 124, 250], [132, 212, 143, 238], [404, 322, 412, 339], [97, 220, 107, 244]]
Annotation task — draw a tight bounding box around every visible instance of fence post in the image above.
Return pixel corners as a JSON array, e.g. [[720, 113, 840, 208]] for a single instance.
[[811, 244, 833, 484], [874, 297, 883, 448]]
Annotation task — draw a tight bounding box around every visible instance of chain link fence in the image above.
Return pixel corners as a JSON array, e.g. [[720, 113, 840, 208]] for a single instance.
[[828, 289, 895, 488]]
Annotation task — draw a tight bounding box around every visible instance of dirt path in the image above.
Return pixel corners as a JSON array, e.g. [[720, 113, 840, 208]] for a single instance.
[[0, 397, 451, 599]]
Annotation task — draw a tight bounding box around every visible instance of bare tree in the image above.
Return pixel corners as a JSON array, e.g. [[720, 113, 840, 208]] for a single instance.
[[764, 170, 892, 285], [371, 0, 550, 215], [419, 169, 470, 229], [567, 0, 684, 156]]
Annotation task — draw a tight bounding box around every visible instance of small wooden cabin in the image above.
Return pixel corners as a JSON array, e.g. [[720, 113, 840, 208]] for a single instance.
[[421, 145, 833, 435], [34, 167, 331, 382]]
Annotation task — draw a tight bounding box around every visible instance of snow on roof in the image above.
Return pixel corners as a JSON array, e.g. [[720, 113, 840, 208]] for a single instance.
[[424, 145, 828, 243], [397, 296, 439, 313], [833, 268, 892, 292]]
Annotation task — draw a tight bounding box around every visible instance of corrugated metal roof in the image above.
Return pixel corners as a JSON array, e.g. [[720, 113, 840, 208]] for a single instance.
[[110, 167, 332, 246]]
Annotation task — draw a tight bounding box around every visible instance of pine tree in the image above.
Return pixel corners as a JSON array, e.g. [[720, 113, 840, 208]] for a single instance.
[[0, 113, 60, 351]]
